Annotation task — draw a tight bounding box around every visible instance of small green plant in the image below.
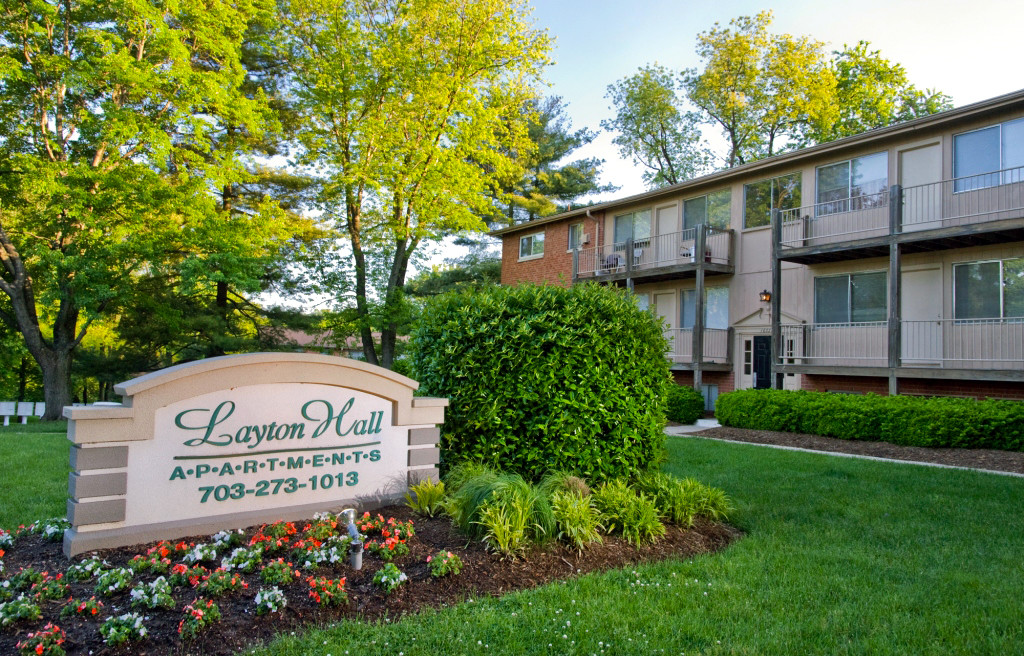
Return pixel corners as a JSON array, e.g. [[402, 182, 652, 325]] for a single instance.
[[196, 569, 248, 596], [366, 536, 409, 561], [254, 586, 287, 615], [178, 598, 221, 640], [181, 543, 219, 565], [551, 490, 603, 551], [99, 612, 148, 646], [538, 471, 591, 498], [306, 576, 348, 607], [168, 564, 208, 587], [94, 567, 134, 596], [446, 470, 554, 543], [29, 518, 69, 543], [477, 497, 531, 556], [30, 573, 69, 600], [427, 550, 463, 578], [9, 566, 44, 591], [65, 557, 107, 582], [302, 516, 338, 541], [129, 575, 175, 609], [372, 563, 407, 593], [221, 546, 263, 572], [260, 558, 298, 585], [16, 622, 66, 656], [0, 595, 42, 626], [0, 528, 13, 548], [211, 529, 245, 549], [60, 596, 103, 619], [405, 478, 446, 517]]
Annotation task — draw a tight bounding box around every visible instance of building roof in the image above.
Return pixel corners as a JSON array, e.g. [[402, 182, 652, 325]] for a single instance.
[[490, 87, 1024, 237]]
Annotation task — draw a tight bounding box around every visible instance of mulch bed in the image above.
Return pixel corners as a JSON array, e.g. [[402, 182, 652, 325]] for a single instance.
[[0, 506, 739, 656], [689, 426, 1024, 475]]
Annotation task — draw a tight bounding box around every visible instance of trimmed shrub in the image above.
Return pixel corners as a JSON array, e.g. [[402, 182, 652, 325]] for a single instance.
[[715, 389, 1024, 451], [411, 283, 670, 482], [666, 385, 705, 424]]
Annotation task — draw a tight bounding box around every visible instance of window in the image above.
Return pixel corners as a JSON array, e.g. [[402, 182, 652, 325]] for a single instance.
[[634, 293, 650, 313], [683, 190, 731, 229], [518, 232, 544, 260], [613, 210, 651, 246], [953, 258, 1024, 319], [814, 272, 887, 323], [953, 118, 1024, 191], [743, 172, 801, 228], [743, 339, 752, 375], [567, 223, 584, 251], [680, 287, 729, 329], [816, 152, 887, 214]]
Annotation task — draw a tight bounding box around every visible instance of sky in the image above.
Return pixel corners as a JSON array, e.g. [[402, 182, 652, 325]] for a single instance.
[[529, 0, 1024, 201]]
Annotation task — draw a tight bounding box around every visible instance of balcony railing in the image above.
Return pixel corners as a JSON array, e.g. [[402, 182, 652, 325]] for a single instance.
[[778, 166, 1024, 249], [573, 225, 732, 280], [779, 319, 1024, 370], [665, 328, 730, 364]]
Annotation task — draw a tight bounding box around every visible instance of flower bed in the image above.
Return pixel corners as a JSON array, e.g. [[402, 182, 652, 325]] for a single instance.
[[0, 507, 738, 656]]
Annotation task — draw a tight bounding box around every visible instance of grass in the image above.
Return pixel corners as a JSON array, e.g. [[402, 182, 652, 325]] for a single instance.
[[0, 426, 69, 528], [2, 433, 1022, 654]]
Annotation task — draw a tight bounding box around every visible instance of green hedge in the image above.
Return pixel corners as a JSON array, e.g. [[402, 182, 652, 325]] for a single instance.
[[666, 385, 704, 424], [715, 389, 1024, 451], [410, 283, 670, 482]]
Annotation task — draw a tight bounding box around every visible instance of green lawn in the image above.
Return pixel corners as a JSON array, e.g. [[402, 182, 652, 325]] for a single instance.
[[260, 439, 1024, 656], [2, 433, 1021, 654], [0, 426, 69, 529]]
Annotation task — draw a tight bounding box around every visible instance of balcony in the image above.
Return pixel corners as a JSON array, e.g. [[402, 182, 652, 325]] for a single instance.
[[776, 166, 1024, 264], [573, 225, 734, 284], [778, 319, 1024, 380], [665, 327, 732, 370]]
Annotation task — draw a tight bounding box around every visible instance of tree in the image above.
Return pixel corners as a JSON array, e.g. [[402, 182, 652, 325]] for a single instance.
[[284, 0, 550, 369], [681, 11, 837, 168], [602, 65, 710, 188], [500, 96, 615, 223], [802, 41, 953, 144], [0, 0, 287, 418]]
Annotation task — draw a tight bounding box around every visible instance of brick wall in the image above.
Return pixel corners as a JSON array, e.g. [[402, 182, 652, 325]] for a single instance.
[[671, 369, 734, 395], [802, 374, 1024, 400], [500, 212, 604, 286]]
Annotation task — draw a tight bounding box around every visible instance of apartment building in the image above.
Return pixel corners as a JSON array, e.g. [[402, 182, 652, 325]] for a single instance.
[[493, 89, 1024, 403]]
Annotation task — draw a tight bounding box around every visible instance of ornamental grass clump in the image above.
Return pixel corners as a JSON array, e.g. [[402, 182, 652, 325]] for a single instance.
[[405, 478, 446, 517], [633, 471, 734, 526], [550, 490, 603, 552], [592, 480, 666, 546], [411, 283, 670, 482]]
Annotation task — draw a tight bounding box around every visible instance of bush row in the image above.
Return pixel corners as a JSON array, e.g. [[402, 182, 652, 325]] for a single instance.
[[715, 389, 1024, 451], [666, 385, 704, 424]]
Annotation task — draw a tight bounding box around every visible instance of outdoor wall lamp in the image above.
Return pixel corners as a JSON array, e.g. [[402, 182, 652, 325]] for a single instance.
[[759, 289, 772, 303]]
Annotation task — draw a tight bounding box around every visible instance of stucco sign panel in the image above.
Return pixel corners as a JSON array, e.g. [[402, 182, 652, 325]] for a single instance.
[[63, 354, 446, 556]]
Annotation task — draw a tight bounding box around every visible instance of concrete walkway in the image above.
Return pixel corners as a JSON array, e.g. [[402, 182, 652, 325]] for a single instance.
[[666, 423, 1024, 479]]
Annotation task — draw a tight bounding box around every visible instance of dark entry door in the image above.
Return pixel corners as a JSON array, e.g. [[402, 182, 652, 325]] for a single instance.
[[753, 336, 772, 389]]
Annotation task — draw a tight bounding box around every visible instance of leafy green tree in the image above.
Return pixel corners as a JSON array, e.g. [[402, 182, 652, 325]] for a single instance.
[[284, 0, 550, 369], [501, 96, 616, 223], [405, 252, 502, 298], [681, 11, 837, 167], [0, 0, 287, 418], [802, 41, 953, 144], [602, 64, 710, 188]]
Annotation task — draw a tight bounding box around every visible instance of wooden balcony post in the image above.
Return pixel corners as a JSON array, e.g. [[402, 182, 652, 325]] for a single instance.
[[625, 237, 634, 292], [771, 209, 783, 389], [887, 241, 902, 395], [889, 184, 903, 234], [692, 225, 706, 390]]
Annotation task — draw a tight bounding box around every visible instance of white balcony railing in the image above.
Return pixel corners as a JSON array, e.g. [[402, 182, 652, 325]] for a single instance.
[[779, 319, 1024, 370], [573, 225, 731, 279], [665, 328, 730, 364], [778, 166, 1024, 249]]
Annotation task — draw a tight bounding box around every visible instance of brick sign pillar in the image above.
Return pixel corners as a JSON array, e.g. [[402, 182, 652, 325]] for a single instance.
[[63, 353, 446, 556]]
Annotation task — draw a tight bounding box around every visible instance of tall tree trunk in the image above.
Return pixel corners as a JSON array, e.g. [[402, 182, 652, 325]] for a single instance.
[[17, 357, 27, 402], [37, 347, 74, 420]]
